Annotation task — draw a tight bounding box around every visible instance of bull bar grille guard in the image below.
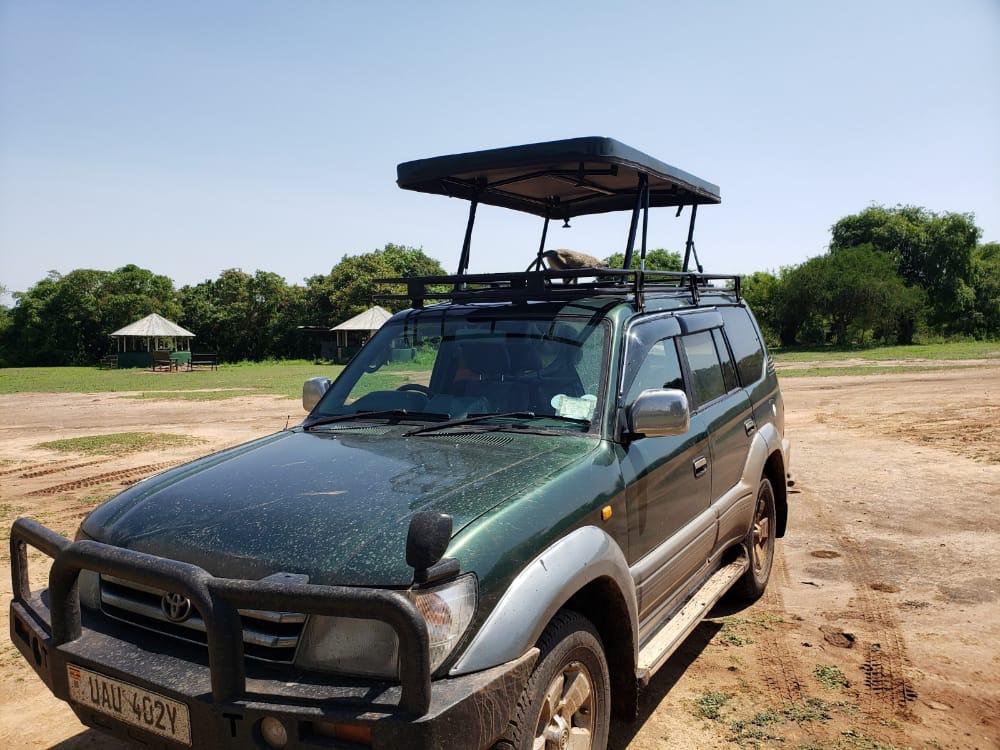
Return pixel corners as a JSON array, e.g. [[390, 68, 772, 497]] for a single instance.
[[9, 517, 433, 715]]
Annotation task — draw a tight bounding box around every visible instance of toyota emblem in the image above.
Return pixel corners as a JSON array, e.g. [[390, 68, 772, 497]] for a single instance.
[[161, 592, 192, 623]]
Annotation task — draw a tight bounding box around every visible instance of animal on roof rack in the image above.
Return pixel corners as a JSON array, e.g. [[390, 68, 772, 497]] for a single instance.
[[529, 249, 607, 284]]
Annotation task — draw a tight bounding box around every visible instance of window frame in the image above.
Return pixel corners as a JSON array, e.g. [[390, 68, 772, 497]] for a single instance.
[[717, 304, 768, 387], [677, 330, 728, 411], [712, 327, 739, 392], [318, 309, 614, 436], [623, 335, 687, 406], [676, 326, 748, 413], [617, 314, 685, 405]]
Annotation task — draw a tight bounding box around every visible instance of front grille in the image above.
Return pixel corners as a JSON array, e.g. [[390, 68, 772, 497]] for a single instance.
[[99, 575, 306, 663]]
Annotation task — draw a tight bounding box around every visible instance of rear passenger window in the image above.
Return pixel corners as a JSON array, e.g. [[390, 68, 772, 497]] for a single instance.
[[720, 307, 765, 384], [682, 332, 726, 406], [626, 338, 684, 403], [712, 329, 738, 391]]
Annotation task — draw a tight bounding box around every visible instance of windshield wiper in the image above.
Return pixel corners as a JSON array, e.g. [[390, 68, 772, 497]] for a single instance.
[[304, 410, 447, 430], [404, 411, 536, 436], [404, 411, 590, 436]]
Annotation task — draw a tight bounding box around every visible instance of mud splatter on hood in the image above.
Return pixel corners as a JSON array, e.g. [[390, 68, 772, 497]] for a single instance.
[[81, 427, 598, 586]]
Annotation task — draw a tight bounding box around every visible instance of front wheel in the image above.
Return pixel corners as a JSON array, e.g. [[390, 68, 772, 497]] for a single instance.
[[733, 477, 776, 601], [500, 610, 611, 750]]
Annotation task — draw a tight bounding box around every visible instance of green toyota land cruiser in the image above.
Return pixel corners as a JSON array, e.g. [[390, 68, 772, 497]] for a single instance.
[[10, 138, 791, 750]]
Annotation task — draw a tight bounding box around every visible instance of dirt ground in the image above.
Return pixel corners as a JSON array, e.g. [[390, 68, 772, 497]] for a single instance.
[[1, 365, 997, 749]]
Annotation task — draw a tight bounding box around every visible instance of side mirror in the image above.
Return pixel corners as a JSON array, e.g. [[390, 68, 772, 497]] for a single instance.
[[406, 511, 458, 584], [302, 377, 331, 412], [626, 388, 690, 438]]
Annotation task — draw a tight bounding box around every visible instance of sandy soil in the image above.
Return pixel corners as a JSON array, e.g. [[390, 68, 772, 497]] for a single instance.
[[1, 367, 998, 749]]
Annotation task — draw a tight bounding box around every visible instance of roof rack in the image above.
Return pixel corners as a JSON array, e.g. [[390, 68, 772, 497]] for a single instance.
[[388, 137, 731, 310], [377, 268, 741, 310]]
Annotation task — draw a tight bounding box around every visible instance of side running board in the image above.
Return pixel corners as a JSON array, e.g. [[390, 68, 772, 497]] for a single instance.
[[636, 555, 749, 684]]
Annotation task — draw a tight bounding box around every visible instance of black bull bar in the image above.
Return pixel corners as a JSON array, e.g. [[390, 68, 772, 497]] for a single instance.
[[10, 516, 433, 715]]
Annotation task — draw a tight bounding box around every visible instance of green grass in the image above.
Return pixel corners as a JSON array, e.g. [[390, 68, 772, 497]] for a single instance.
[[772, 340, 1000, 363], [695, 690, 732, 720], [779, 364, 962, 378], [35, 432, 202, 456], [782, 697, 835, 723], [0, 360, 343, 400], [730, 709, 784, 747], [124, 389, 259, 401], [813, 664, 850, 690], [836, 729, 908, 750]]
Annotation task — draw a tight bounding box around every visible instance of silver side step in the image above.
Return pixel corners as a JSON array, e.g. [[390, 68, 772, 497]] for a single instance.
[[636, 555, 749, 684]]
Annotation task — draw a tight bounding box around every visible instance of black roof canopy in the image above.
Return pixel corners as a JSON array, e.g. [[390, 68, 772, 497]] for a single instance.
[[396, 136, 721, 220]]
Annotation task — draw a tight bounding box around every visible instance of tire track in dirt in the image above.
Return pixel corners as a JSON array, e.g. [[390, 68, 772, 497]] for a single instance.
[[837, 535, 917, 719], [27, 462, 178, 496], [16, 458, 112, 479], [798, 479, 917, 725], [0, 458, 80, 477], [756, 546, 809, 704]]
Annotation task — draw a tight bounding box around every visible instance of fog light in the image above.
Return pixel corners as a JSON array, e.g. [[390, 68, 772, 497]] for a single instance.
[[260, 717, 289, 748]]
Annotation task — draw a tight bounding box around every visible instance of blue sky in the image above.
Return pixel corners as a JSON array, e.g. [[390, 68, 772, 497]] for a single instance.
[[1, 1, 998, 304]]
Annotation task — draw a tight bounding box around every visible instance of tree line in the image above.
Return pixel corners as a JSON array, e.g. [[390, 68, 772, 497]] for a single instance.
[[0, 244, 445, 365], [743, 206, 998, 346], [0, 206, 996, 366]]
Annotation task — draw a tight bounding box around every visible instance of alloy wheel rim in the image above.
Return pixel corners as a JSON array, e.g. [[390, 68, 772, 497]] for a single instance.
[[532, 660, 594, 750], [751, 490, 773, 576]]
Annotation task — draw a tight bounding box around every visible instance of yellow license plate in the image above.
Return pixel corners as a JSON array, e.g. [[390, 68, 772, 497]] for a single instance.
[[67, 663, 192, 745]]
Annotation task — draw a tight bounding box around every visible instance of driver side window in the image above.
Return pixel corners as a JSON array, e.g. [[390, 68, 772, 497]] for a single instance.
[[625, 338, 685, 404]]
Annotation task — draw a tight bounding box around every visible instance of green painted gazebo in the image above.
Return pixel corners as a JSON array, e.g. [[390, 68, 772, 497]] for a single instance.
[[108, 313, 195, 368]]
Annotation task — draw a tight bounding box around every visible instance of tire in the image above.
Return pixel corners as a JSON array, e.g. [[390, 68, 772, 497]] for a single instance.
[[733, 477, 777, 602], [499, 610, 611, 750]]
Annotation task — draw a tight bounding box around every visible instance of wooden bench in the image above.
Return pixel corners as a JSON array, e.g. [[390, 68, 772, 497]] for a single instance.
[[188, 353, 219, 371], [99, 355, 118, 370]]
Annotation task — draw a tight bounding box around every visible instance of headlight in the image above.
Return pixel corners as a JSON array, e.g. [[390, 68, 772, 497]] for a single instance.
[[296, 575, 477, 679]]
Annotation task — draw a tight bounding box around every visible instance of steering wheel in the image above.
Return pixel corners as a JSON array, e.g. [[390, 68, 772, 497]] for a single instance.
[[396, 383, 432, 396]]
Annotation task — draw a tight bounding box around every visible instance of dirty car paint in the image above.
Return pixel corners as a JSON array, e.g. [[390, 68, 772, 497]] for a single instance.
[[81, 427, 599, 586]]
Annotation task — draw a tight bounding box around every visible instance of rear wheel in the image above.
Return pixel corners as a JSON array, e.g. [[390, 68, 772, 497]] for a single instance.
[[500, 610, 610, 750], [734, 477, 776, 601]]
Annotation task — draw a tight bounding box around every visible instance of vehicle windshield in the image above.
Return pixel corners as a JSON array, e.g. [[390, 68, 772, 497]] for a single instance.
[[311, 310, 609, 431]]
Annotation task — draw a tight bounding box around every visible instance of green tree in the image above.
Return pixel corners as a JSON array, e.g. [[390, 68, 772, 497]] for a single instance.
[[969, 242, 1000, 337], [830, 205, 980, 332], [771, 259, 828, 346], [178, 269, 308, 361], [0, 284, 12, 366], [4, 266, 180, 365], [775, 246, 923, 346], [603, 248, 682, 271], [741, 271, 781, 346], [306, 244, 446, 325]]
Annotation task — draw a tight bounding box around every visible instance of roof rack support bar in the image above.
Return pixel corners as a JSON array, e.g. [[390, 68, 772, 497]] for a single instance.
[[533, 213, 550, 271], [455, 190, 480, 281], [682, 204, 703, 273], [636, 178, 650, 310], [621, 172, 648, 271]]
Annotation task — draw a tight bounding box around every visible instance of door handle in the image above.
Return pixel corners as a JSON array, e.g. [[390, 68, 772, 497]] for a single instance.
[[693, 456, 709, 478], [744, 418, 756, 436]]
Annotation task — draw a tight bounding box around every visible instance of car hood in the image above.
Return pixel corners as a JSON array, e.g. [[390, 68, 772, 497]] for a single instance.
[[81, 427, 598, 586]]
